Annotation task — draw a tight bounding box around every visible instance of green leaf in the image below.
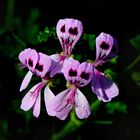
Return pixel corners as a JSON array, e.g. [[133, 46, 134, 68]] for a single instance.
[[82, 33, 95, 50], [44, 26, 50, 34], [109, 55, 119, 64], [131, 71, 140, 86], [82, 33, 88, 40], [130, 34, 140, 50], [104, 69, 117, 80], [88, 34, 95, 50], [106, 102, 127, 114], [37, 31, 49, 42], [37, 26, 56, 43], [49, 27, 56, 38], [74, 54, 82, 61]]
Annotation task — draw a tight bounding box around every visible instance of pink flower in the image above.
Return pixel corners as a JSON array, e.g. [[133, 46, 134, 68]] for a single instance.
[[19, 48, 56, 117], [50, 59, 93, 120], [56, 18, 83, 56], [49, 18, 83, 77], [93, 32, 118, 67], [91, 32, 119, 102], [19, 48, 51, 91]]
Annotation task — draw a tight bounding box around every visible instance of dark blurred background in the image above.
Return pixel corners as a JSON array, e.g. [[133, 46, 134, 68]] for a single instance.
[[0, 0, 140, 140]]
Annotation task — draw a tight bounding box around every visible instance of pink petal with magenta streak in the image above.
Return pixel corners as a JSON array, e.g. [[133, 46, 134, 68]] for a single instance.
[[20, 82, 44, 111], [50, 88, 74, 120]]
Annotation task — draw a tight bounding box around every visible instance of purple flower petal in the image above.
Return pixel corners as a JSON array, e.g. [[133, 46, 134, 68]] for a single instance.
[[35, 53, 51, 78], [75, 88, 91, 119], [55, 103, 73, 120], [20, 70, 33, 92], [62, 58, 80, 84], [20, 82, 42, 111], [19, 48, 32, 65], [77, 62, 94, 87], [33, 93, 41, 118], [44, 85, 56, 116], [56, 18, 83, 56], [91, 69, 119, 102], [49, 54, 64, 77], [50, 88, 73, 120], [93, 32, 118, 67]]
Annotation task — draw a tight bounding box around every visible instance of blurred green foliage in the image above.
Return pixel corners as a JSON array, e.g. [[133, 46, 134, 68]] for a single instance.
[[106, 102, 127, 114], [131, 71, 140, 86], [82, 33, 95, 50], [130, 34, 140, 51], [109, 55, 119, 64], [127, 35, 140, 86]]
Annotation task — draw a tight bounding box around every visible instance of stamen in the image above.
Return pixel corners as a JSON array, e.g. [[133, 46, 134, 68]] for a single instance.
[[18, 63, 26, 70]]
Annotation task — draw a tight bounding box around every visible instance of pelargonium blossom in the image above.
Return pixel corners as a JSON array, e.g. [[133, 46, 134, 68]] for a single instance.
[[18, 17, 120, 121], [50, 59, 93, 120], [91, 32, 119, 102], [19, 48, 56, 117], [50, 18, 83, 77]]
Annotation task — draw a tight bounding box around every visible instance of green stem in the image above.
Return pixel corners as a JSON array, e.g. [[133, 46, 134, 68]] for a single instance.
[[51, 100, 101, 140], [125, 55, 140, 72], [92, 120, 112, 125], [51, 118, 83, 140]]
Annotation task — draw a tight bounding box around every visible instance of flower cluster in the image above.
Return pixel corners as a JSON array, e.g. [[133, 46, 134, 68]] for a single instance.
[[18, 18, 119, 120]]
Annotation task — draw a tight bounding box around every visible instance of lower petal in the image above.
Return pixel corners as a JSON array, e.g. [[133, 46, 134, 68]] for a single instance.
[[56, 104, 73, 120], [20, 82, 42, 111], [20, 71, 33, 92], [75, 88, 91, 119], [33, 92, 41, 118], [49, 54, 64, 77], [91, 69, 119, 102], [44, 85, 56, 116], [49, 88, 73, 120]]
